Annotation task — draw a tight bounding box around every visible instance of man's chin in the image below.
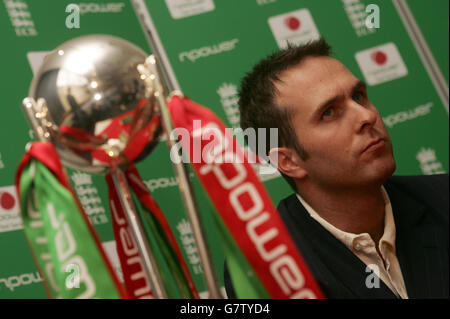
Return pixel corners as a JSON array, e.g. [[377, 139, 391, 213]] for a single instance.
[[375, 158, 396, 184]]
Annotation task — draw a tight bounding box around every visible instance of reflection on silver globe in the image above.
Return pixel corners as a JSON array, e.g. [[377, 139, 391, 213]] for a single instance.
[[28, 34, 161, 174]]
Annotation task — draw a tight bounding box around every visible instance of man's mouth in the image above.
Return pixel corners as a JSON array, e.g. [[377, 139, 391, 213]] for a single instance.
[[362, 138, 385, 154]]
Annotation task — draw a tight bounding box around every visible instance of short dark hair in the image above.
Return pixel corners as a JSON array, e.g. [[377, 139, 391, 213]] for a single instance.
[[238, 38, 332, 190]]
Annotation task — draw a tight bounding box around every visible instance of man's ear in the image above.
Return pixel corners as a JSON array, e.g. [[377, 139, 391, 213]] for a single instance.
[[269, 147, 307, 179]]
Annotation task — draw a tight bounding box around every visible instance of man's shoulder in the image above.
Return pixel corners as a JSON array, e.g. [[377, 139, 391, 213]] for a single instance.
[[277, 174, 449, 214], [277, 193, 299, 211], [386, 174, 448, 203], [385, 174, 449, 220], [276, 193, 306, 221], [387, 173, 448, 191]]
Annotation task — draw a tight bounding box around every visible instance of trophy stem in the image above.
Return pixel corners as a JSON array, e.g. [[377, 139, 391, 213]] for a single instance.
[[110, 169, 168, 299], [155, 93, 223, 299], [132, 1, 223, 296], [131, 0, 181, 93]]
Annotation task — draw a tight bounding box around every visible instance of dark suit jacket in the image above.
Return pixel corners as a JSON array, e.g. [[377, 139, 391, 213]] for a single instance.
[[224, 175, 449, 299]]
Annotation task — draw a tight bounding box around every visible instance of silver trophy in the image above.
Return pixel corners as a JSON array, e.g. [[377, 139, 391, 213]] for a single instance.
[[22, 34, 222, 298]]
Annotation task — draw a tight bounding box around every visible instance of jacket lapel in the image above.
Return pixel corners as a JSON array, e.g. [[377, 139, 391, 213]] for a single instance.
[[280, 194, 397, 298], [385, 181, 447, 298]]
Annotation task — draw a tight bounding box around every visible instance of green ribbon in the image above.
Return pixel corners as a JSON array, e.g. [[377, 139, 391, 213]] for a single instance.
[[133, 193, 194, 298], [211, 207, 270, 299], [19, 160, 121, 299]]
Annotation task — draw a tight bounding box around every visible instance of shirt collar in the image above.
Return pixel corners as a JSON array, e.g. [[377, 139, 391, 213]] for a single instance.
[[379, 186, 396, 251], [296, 186, 396, 252]]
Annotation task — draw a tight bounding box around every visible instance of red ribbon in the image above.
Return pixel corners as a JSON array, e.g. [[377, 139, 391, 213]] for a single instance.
[[124, 165, 199, 298], [168, 95, 325, 299], [106, 166, 199, 299], [106, 171, 154, 299], [58, 98, 160, 166]]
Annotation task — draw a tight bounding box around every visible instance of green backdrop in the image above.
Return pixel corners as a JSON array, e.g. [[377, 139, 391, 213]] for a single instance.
[[0, 0, 448, 298]]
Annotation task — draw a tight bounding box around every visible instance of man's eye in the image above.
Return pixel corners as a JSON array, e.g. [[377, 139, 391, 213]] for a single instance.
[[321, 107, 334, 119], [352, 91, 365, 102]]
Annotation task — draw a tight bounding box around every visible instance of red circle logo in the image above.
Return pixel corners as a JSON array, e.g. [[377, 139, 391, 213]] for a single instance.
[[371, 51, 388, 65], [285, 16, 301, 31], [0, 191, 15, 210]]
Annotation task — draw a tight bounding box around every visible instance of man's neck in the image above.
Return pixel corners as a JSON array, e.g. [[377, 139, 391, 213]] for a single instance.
[[297, 182, 386, 244]]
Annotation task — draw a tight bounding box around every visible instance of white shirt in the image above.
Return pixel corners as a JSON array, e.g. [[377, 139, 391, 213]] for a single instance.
[[296, 187, 408, 299]]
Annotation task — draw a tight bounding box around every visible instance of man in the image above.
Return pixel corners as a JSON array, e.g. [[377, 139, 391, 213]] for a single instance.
[[224, 38, 448, 298]]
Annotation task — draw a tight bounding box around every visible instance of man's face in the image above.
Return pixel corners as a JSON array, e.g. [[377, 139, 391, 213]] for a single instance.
[[275, 56, 396, 189]]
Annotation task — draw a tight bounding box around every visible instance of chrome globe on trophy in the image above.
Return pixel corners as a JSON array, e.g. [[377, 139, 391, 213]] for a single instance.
[[22, 34, 222, 298]]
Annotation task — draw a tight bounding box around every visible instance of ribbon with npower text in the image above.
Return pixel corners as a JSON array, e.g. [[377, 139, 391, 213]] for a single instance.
[[105, 165, 199, 299], [167, 94, 325, 299], [15, 142, 126, 299]]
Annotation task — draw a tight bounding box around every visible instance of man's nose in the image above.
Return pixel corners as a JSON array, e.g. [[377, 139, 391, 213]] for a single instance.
[[351, 101, 378, 133]]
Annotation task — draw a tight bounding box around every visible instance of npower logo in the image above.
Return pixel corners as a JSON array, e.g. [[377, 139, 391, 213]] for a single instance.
[[165, 0, 215, 19], [78, 2, 125, 14], [144, 177, 178, 192], [383, 102, 433, 128], [0, 272, 43, 292], [179, 38, 239, 63]]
